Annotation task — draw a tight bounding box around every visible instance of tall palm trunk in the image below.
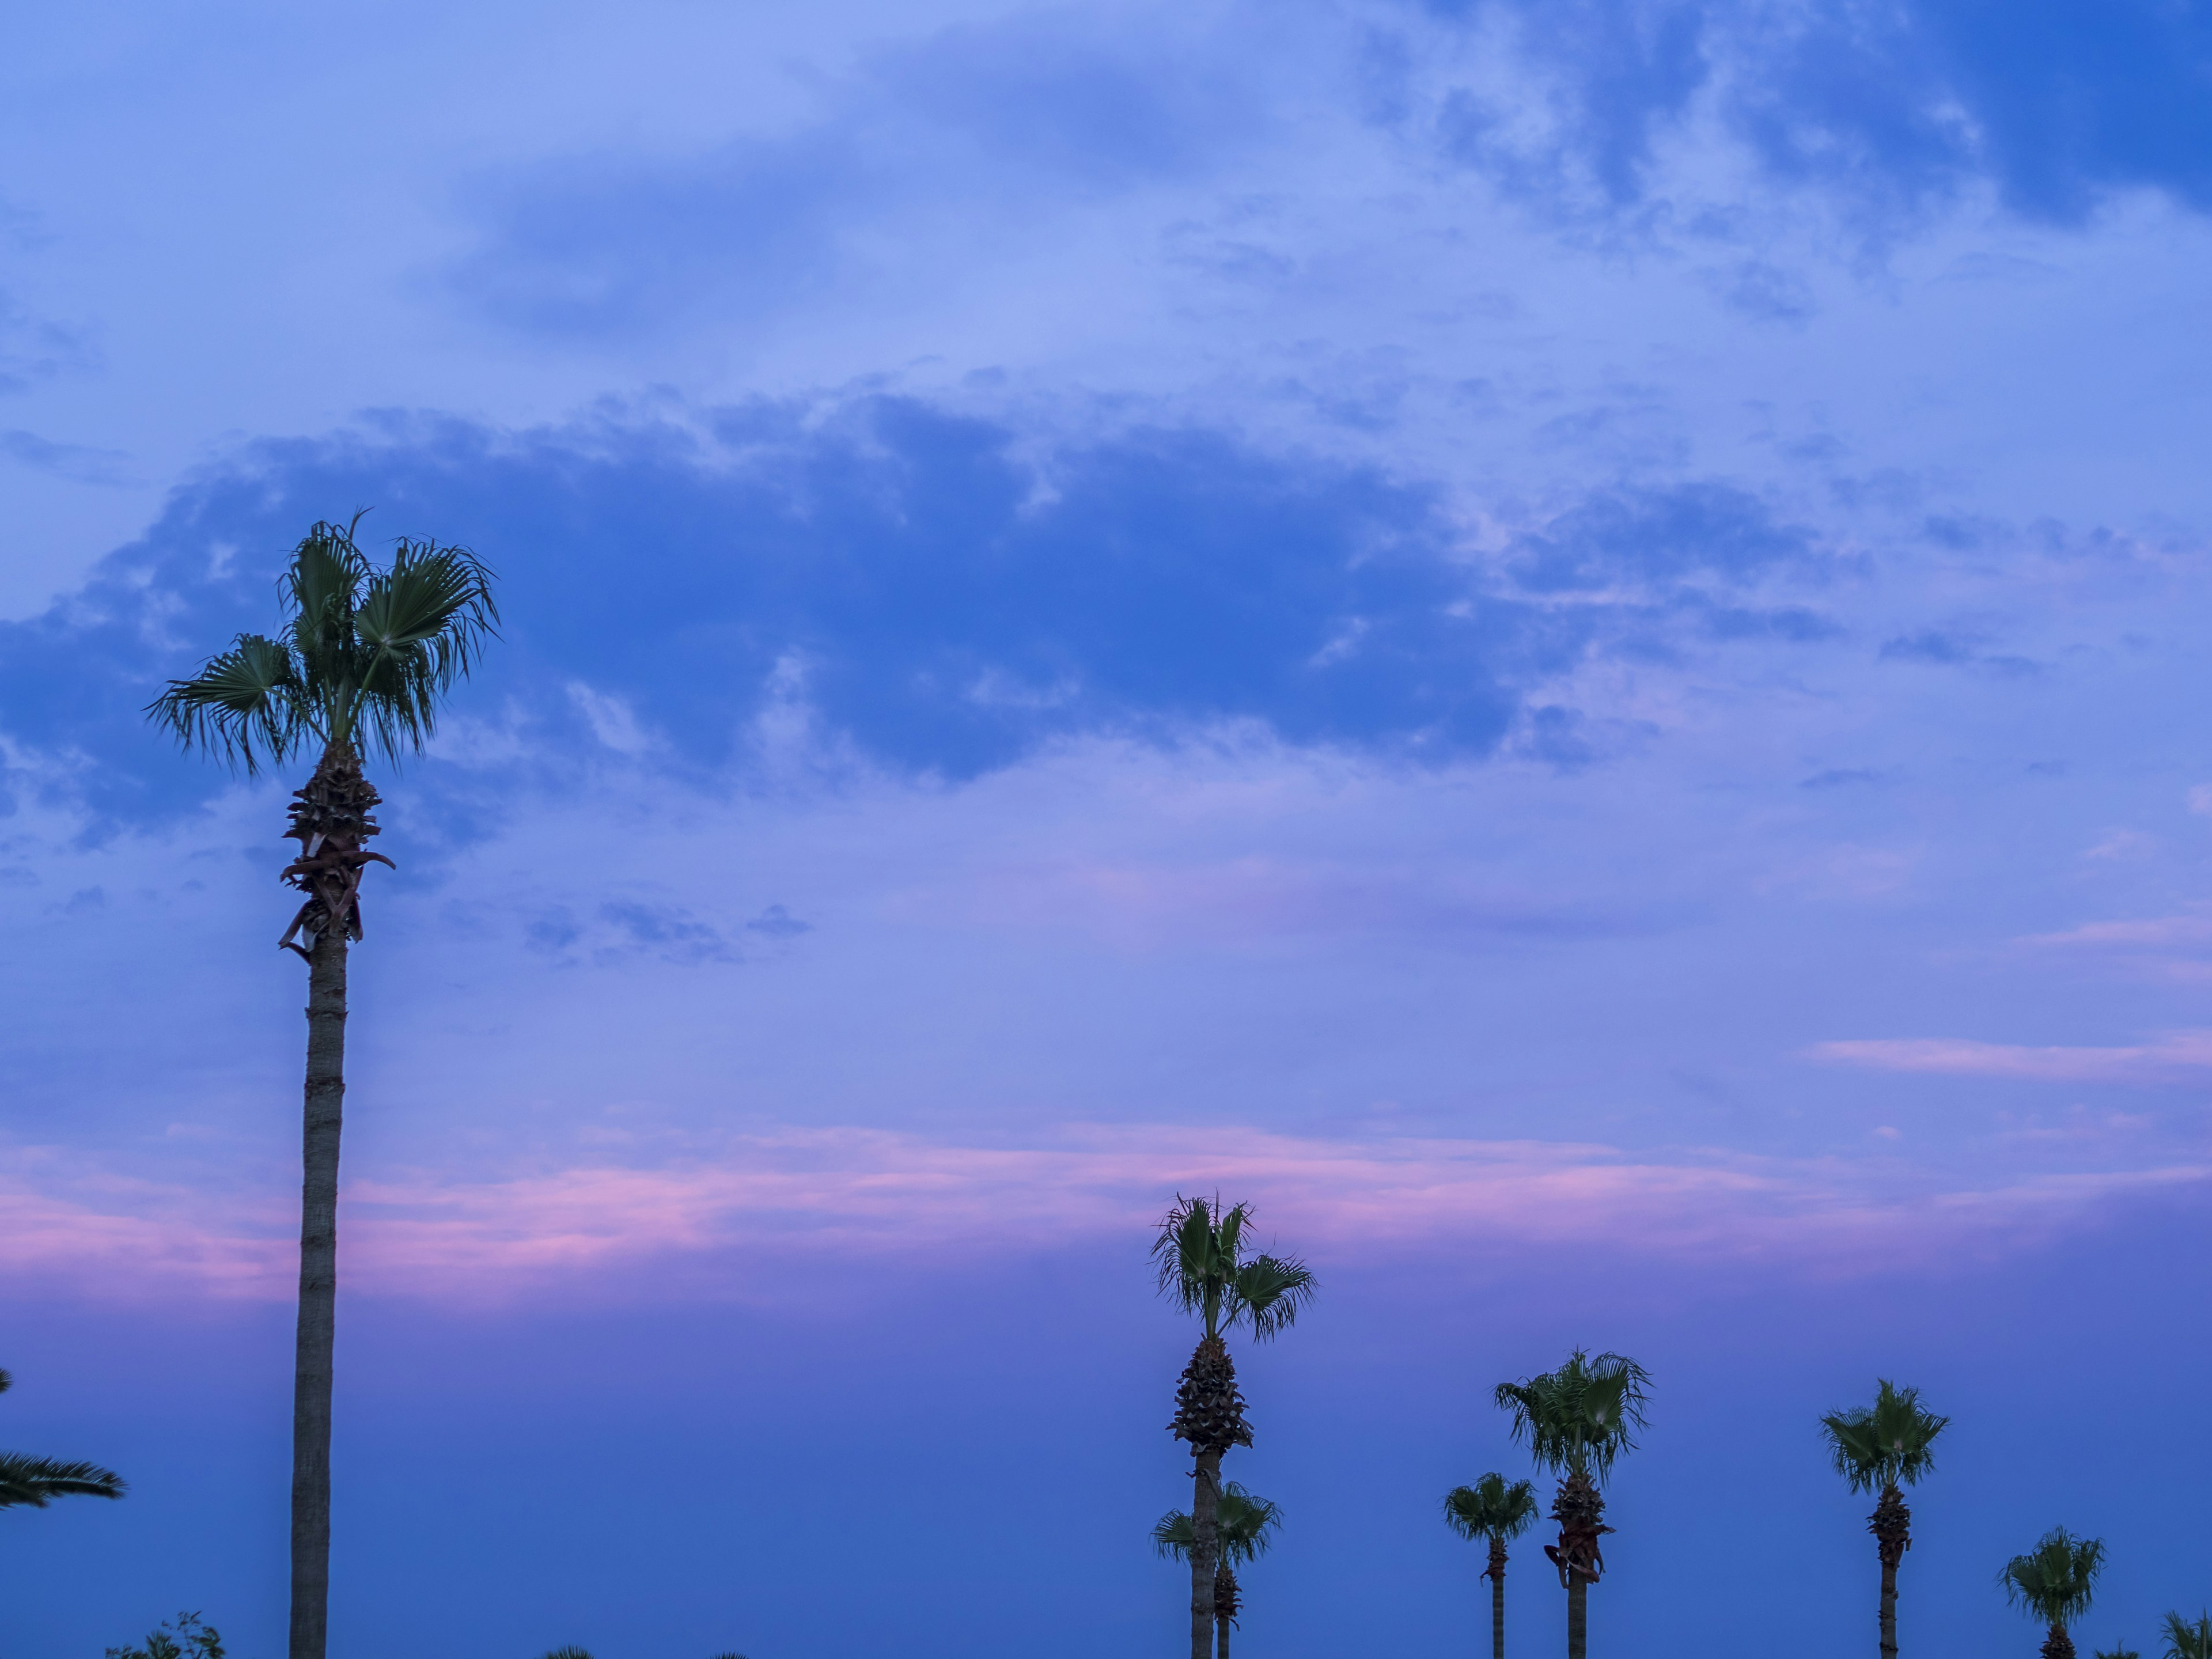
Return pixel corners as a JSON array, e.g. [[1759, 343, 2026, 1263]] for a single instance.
[[290, 922, 346, 1659], [1169, 1330, 1250, 1659], [1485, 1537, 1507, 1659], [1566, 1579, 1586, 1659], [1191, 1449, 1221, 1659], [1870, 1484, 1910, 1659], [1545, 1472, 1609, 1659]]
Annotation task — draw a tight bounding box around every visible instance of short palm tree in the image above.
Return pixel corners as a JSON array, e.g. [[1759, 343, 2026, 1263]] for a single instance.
[[1820, 1378, 1950, 1659], [1494, 1350, 1652, 1659], [1445, 1472, 1540, 1659], [1153, 1481, 1284, 1659], [2163, 1611, 2212, 1659], [1153, 1195, 1316, 1659], [148, 517, 496, 1659], [1999, 1527, 2107, 1659], [0, 1366, 126, 1511]]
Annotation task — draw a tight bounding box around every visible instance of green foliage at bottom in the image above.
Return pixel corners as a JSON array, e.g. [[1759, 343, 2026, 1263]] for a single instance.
[[105, 1612, 224, 1659]]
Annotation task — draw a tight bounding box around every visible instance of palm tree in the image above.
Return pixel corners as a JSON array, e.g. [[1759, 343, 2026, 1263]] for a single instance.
[[1444, 1472, 1540, 1659], [2097, 1647, 2143, 1659], [1819, 1379, 1950, 1659], [2162, 1612, 2212, 1659], [0, 1366, 126, 1511], [147, 517, 497, 1659], [1153, 1195, 1316, 1659], [1999, 1527, 2107, 1659], [1494, 1350, 1652, 1659], [1153, 1481, 1284, 1659]]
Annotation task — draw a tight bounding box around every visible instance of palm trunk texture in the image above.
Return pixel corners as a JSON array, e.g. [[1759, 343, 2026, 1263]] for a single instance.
[[279, 744, 382, 1659], [1486, 1537, 1507, 1659], [1191, 1449, 1221, 1659], [289, 925, 346, 1659], [1870, 1485, 1910, 1659], [2040, 1624, 2075, 1659], [1214, 1563, 1240, 1659], [1545, 1474, 1609, 1659], [1169, 1331, 1251, 1659], [1566, 1578, 1587, 1659]]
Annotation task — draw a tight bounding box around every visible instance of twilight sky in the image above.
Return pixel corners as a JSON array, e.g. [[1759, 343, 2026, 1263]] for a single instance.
[[6, 3, 2212, 1656]]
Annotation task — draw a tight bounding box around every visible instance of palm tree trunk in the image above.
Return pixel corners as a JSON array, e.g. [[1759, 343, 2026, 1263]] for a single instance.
[[289, 925, 347, 1659], [1870, 1483, 1910, 1659], [1566, 1577, 1586, 1659], [1191, 1448, 1221, 1659], [1487, 1539, 1507, 1659], [1878, 1554, 1898, 1659], [2040, 1623, 2074, 1659]]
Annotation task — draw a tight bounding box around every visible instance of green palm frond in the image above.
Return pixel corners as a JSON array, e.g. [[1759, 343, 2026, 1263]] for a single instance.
[[2097, 1646, 2143, 1659], [1820, 1378, 1949, 1494], [1152, 1194, 1317, 1340], [2163, 1609, 2212, 1659], [0, 1451, 128, 1508], [1152, 1483, 1283, 1567], [2000, 1527, 2106, 1627], [1493, 1349, 1653, 1483], [1443, 1471, 1540, 1543], [147, 517, 499, 771], [536, 1648, 594, 1659]]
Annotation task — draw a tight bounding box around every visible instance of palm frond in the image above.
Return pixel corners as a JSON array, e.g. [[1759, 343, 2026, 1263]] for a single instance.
[[2096, 1646, 2143, 1659], [2000, 1527, 2107, 1627], [1494, 1350, 1653, 1482], [285, 520, 372, 695], [1444, 1472, 1540, 1542], [1820, 1379, 1949, 1494], [0, 1368, 11, 1395], [145, 633, 307, 773], [1152, 1508, 1197, 1562], [0, 1451, 128, 1508], [1215, 1482, 1283, 1564], [1232, 1253, 1317, 1342], [2162, 1609, 2212, 1659]]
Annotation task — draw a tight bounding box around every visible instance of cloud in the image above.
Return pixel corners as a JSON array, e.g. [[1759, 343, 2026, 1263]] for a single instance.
[[1809, 1031, 2212, 1084], [9, 1120, 2200, 1305]]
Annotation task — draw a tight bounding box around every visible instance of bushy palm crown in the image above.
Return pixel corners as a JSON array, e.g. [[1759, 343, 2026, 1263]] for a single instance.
[[1153, 1483, 1285, 1567], [1152, 1195, 1317, 1340], [1820, 1379, 1949, 1493], [1444, 1472, 1540, 1544], [147, 516, 498, 772], [0, 1367, 127, 1510], [1493, 1350, 1652, 1483], [2000, 1528, 2107, 1627], [2164, 1611, 2212, 1659]]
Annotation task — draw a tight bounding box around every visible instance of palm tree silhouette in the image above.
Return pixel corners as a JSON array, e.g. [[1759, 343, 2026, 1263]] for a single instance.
[[1999, 1527, 2107, 1659], [149, 516, 497, 1659], [2161, 1611, 2212, 1659], [1153, 1481, 1283, 1659], [1153, 1195, 1315, 1659], [0, 1367, 124, 1512], [1494, 1350, 1652, 1659], [1445, 1472, 1540, 1659], [1820, 1379, 1950, 1659]]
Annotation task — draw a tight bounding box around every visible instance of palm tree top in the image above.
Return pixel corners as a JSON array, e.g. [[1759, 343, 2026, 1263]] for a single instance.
[[1444, 1472, 1540, 1543], [2000, 1527, 2107, 1627], [147, 514, 499, 775], [2162, 1609, 2212, 1659], [1493, 1349, 1652, 1483], [1820, 1378, 1949, 1494], [1153, 1482, 1285, 1567], [1153, 1194, 1317, 1341]]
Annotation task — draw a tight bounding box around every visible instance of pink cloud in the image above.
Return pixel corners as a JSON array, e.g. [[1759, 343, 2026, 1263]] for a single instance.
[[5, 1123, 2203, 1306], [1809, 1032, 2212, 1083]]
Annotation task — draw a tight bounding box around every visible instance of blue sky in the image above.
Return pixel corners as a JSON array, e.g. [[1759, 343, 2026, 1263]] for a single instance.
[[6, 3, 2212, 1655]]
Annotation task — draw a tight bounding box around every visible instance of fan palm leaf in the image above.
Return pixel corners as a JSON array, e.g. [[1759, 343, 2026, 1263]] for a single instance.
[[2163, 1611, 2212, 1659]]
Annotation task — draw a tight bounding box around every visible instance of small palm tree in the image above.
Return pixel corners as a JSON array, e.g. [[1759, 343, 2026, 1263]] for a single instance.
[[2163, 1611, 2212, 1659], [1153, 1481, 1284, 1659], [0, 1366, 126, 1512], [1494, 1350, 1652, 1659], [1820, 1378, 1950, 1659], [1444, 1472, 1539, 1659], [1999, 1527, 2107, 1659], [1153, 1195, 1316, 1659], [149, 517, 496, 1659]]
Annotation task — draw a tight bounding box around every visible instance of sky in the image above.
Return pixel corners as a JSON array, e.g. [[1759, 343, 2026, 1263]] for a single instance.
[[5, 2, 2212, 1654]]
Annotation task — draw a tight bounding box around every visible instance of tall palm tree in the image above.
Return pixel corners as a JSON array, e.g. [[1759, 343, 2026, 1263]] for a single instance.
[[1153, 1195, 1316, 1659], [1444, 1472, 1540, 1659], [1153, 1481, 1285, 1659], [0, 1366, 126, 1511], [147, 517, 497, 1659], [1819, 1378, 1950, 1659], [1494, 1350, 1652, 1659], [2162, 1611, 2212, 1659], [1999, 1527, 2107, 1659]]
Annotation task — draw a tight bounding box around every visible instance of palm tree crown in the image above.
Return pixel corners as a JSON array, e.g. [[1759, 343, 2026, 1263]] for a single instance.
[[2164, 1611, 2212, 1659], [2001, 1528, 2107, 1627], [1152, 1195, 1317, 1341], [1493, 1350, 1653, 1483], [1153, 1483, 1285, 1567], [1821, 1379, 1949, 1494], [1444, 1472, 1540, 1545], [147, 516, 498, 774], [0, 1366, 126, 1510]]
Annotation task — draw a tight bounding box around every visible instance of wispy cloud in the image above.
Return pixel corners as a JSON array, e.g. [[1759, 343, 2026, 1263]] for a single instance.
[[1808, 1032, 2212, 1084]]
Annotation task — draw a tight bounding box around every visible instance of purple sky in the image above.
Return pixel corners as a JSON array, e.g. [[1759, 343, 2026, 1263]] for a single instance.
[[6, 3, 2212, 1654]]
